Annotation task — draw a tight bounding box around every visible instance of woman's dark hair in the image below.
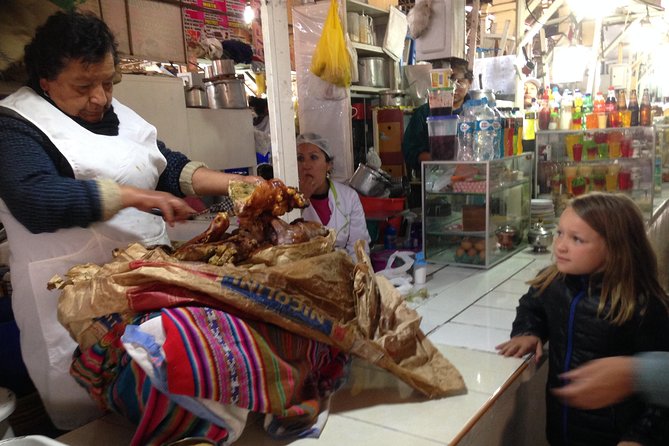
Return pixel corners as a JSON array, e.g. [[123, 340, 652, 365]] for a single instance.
[[24, 10, 119, 85]]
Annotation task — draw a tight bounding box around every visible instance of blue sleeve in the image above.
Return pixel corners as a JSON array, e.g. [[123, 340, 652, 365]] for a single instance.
[[636, 351, 669, 407], [155, 140, 191, 197], [0, 116, 102, 233]]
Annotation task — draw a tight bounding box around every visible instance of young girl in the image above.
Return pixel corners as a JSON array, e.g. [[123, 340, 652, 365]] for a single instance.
[[496, 192, 669, 446]]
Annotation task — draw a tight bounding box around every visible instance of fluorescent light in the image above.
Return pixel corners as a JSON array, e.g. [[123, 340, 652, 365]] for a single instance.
[[244, 2, 254, 25], [566, 0, 625, 19]]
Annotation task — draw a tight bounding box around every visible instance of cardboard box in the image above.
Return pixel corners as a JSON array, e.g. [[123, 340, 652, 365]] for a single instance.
[[367, 0, 399, 11]]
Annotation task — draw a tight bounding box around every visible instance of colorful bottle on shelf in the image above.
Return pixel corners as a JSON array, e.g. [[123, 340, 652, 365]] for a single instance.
[[628, 89, 640, 127], [571, 89, 583, 130], [559, 89, 573, 130], [617, 89, 629, 127], [640, 88, 652, 126], [605, 86, 619, 128], [582, 93, 594, 129], [593, 91, 606, 128]]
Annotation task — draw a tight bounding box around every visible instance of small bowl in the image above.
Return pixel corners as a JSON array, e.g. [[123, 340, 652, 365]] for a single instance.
[[528, 222, 553, 253]]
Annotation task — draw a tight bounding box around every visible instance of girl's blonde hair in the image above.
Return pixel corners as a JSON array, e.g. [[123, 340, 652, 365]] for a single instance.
[[529, 192, 669, 324]]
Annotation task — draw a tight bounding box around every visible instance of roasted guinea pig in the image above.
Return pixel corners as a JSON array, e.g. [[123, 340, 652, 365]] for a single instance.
[[172, 179, 324, 265]]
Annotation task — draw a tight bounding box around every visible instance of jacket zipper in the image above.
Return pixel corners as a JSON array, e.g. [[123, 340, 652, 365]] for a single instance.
[[562, 285, 586, 445]]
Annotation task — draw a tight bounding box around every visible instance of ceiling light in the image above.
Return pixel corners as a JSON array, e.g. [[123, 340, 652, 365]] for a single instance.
[[244, 2, 254, 25]]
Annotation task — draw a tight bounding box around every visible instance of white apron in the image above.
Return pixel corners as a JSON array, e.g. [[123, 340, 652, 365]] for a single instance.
[[0, 87, 168, 429]]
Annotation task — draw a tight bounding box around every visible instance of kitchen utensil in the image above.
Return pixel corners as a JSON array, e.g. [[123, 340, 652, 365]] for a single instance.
[[210, 59, 236, 76], [184, 85, 207, 108], [347, 12, 360, 42], [348, 163, 392, 197], [378, 89, 406, 107], [527, 221, 553, 253], [150, 198, 236, 220], [357, 57, 388, 88], [495, 224, 519, 250], [358, 13, 374, 45], [206, 77, 247, 109]]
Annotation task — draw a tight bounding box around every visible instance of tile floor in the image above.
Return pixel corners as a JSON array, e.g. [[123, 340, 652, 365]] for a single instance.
[[58, 247, 554, 446]]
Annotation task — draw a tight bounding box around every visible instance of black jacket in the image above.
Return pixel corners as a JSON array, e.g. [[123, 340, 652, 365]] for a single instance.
[[511, 273, 669, 446]]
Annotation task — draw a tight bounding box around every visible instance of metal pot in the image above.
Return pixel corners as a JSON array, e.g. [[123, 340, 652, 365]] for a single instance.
[[528, 222, 553, 253], [348, 163, 391, 197], [206, 78, 247, 109], [495, 224, 519, 250], [468, 89, 497, 104], [378, 89, 406, 107], [357, 57, 388, 88], [184, 86, 207, 108], [211, 59, 236, 76]]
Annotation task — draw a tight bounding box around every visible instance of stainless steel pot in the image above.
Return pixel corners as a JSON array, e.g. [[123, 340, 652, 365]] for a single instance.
[[528, 222, 553, 253], [348, 163, 391, 197], [185, 86, 207, 108], [206, 78, 247, 109], [378, 89, 406, 107], [357, 57, 388, 88], [211, 59, 236, 76]]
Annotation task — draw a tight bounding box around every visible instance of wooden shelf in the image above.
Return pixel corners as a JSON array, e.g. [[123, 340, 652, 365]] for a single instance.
[[346, 0, 389, 18]]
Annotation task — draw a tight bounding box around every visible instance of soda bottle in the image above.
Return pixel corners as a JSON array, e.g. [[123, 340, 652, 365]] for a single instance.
[[640, 88, 651, 126], [593, 92, 606, 128], [617, 89, 629, 127], [571, 89, 583, 130], [628, 89, 640, 127], [582, 93, 594, 129], [605, 86, 619, 127]]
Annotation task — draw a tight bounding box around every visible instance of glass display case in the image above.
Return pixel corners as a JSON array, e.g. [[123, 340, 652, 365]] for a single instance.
[[654, 122, 669, 187], [422, 153, 534, 269], [535, 126, 655, 219]]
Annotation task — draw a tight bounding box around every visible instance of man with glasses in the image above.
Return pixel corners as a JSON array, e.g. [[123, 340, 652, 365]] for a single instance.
[[402, 57, 473, 178]]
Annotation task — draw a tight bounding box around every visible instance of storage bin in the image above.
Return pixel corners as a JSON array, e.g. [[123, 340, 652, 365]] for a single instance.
[[359, 195, 405, 214]]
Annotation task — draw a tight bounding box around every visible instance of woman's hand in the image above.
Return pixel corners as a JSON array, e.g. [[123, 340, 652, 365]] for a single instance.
[[298, 175, 318, 199], [495, 335, 543, 362], [119, 185, 195, 225], [552, 357, 636, 410]]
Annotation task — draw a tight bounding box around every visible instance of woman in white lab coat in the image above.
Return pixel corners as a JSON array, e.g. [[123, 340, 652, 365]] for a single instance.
[[297, 133, 371, 258]]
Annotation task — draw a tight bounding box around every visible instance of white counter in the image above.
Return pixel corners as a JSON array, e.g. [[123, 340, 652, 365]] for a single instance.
[[58, 247, 554, 446]]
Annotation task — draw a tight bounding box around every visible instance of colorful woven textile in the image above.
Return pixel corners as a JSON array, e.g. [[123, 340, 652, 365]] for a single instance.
[[71, 307, 349, 445]]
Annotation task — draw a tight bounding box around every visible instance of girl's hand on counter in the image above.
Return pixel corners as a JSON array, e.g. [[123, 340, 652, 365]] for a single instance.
[[119, 185, 195, 226], [495, 335, 543, 362]]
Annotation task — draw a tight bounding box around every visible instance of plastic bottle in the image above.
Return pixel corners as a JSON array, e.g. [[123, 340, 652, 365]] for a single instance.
[[640, 88, 652, 126], [605, 86, 619, 127], [628, 89, 640, 126], [413, 251, 427, 285], [581, 92, 593, 129], [489, 99, 505, 159], [473, 98, 498, 160], [571, 89, 583, 130], [559, 89, 573, 130], [457, 100, 477, 161], [593, 91, 606, 128]]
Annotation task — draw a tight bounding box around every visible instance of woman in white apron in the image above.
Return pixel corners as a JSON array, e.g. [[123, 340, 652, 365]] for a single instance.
[[296, 133, 371, 258], [0, 10, 259, 429]]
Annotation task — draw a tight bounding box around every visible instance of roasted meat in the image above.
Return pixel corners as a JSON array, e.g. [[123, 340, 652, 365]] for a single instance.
[[172, 179, 323, 265]]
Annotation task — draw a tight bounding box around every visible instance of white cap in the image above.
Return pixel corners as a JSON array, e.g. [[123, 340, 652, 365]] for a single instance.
[[296, 133, 332, 158]]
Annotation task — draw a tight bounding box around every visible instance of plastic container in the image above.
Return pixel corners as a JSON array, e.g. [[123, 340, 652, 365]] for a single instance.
[[358, 195, 405, 214], [427, 115, 459, 160], [413, 251, 427, 285]]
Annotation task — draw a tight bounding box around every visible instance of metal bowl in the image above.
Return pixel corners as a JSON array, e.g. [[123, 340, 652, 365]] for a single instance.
[[527, 222, 553, 253]]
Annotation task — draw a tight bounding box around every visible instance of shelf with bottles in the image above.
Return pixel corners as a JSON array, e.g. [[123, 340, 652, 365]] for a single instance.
[[421, 153, 534, 269], [535, 126, 656, 220]]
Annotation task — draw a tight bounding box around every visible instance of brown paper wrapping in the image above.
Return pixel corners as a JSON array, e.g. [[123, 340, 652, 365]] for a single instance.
[[55, 234, 465, 398]]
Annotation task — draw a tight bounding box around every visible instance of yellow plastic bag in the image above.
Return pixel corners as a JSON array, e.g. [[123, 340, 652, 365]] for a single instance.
[[310, 0, 351, 87]]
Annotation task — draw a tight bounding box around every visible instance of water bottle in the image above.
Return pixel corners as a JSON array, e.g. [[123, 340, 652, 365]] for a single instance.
[[474, 98, 497, 161], [490, 100, 505, 158], [457, 99, 477, 161], [384, 225, 397, 250]]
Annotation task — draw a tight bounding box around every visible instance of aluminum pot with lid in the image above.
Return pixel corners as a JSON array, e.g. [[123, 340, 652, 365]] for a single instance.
[[528, 221, 553, 253], [206, 77, 247, 109], [357, 57, 388, 88], [378, 89, 406, 107], [348, 163, 392, 197], [185, 85, 208, 108]]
